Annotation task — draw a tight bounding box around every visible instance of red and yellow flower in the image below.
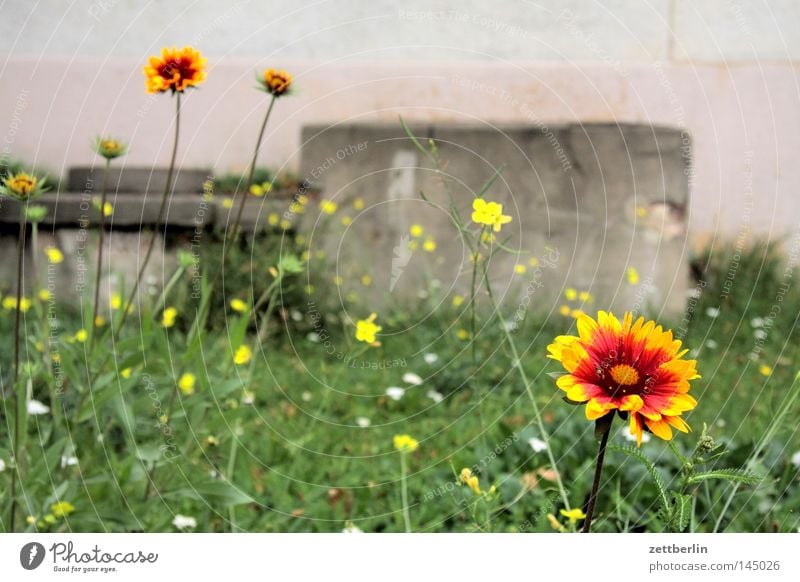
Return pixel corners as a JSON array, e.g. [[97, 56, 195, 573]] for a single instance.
[[144, 46, 207, 94], [547, 311, 699, 446]]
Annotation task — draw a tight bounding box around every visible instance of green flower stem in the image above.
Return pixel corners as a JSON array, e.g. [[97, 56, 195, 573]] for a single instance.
[[224, 93, 277, 259], [115, 92, 181, 338], [8, 204, 27, 531], [400, 452, 412, 533], [478, 258, 571, 511], [85, 92, 182, 396], [90, 157, 112, 350], [582, 418, 612, 533]]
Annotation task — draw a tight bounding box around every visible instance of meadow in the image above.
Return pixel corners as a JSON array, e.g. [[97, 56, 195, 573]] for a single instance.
[[1, 47, 798, 535]]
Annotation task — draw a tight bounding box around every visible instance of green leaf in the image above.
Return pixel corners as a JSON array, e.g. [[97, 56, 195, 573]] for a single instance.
[[668, 492, 693, 532], [169, 481, 254, 507], [610, 444, 671, 520], [686, 468, 762, 486]]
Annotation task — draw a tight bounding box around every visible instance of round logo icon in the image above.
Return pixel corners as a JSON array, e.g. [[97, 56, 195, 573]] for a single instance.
[[19, 542, 46, 570]]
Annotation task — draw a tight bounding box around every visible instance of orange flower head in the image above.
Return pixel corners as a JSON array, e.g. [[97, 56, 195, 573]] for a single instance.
[[260, 68, 293, 96], [144, 46, 207, 94], [547, 311, 700, 446]]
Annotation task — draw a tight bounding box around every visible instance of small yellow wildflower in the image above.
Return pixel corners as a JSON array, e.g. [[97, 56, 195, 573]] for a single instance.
[[353, 198, 365, 210], [268, 213, 279, 226], [51, 501, 75, 518], [178, 373, 196, 395], [26, 515, 35, 525], [355, 313, 382, 345], [102, 202, 113, 217], [409, 224, 424, 238], [222, 198, 234, 209], [341, 215, 352, 226], [558, 305, 570, 316], [161, 307, 178, 328], [514, 264, 526, 274], [636, 206, 647, 218], [423, 238, 436, 252], [759, 365, 773, 377], [320, 199, 338, 215], [361, 274, 372, 287], [120, 368, 132, 379], [110, 293, 122, 310], [94, 316, 106, 327], [234, 344, 252, 365], [249, 184, 264, 196], [528, 257, 540, 267], [279, 219, 291, 230], [206, 435, 219, 447], [471, 198, 512, 232], [559, 508, 586, 524], [565, 288, 577, 301], [39, 289, 51, 301], [627, 266, 640, 285], [45, 247, 64, 264], [456, 328, 470, 341], [452, 294, 465, 308], [578, 291, 593, 302], [393, 434, 419, 453], [332, 276, 343, 286], [230, 298, 248, 313], [459, 468, 482, 495], [570, 309, 583, 319], [74, 329, 88, 343]]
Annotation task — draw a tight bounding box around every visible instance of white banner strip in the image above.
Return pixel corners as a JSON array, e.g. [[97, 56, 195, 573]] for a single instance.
[[1, 533, 797, 580]]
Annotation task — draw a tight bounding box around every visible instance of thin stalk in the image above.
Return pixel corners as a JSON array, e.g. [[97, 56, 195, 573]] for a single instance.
[[115, 92, 181, 336], [90, 157, 111, 349], [400, 453, 411, 533], [479, 259, 571, 510], [8, 205, 27, 531], [582, 420, 612, 533], [87, 93, 182, 389], [224, 94, 276, 260]]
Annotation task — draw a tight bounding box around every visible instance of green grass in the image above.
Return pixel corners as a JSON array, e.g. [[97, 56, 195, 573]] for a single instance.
[[1, 238, 799, 534]]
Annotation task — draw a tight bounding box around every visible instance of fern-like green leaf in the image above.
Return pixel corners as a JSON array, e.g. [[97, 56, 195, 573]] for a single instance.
[[610, 444, 670, 518], [669, 493, 693, 532], [686, 468, 762, 486]]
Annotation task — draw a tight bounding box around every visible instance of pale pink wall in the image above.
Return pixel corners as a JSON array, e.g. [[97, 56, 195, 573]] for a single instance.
[[1, 57, 799, 239]]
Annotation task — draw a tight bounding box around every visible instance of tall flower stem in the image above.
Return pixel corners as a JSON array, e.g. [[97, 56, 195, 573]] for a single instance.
[[224, 94, 276, 261], [9, 205, 27, 531], [582, 418, 612, 533], [116, 92, 181, 336], [400, 452, 412, 533], [478, 259, 571, 511], [90, 158, 111, 349]]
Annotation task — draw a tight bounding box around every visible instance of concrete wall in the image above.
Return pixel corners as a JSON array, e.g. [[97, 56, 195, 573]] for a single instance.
[[1, 0, 799, 239]]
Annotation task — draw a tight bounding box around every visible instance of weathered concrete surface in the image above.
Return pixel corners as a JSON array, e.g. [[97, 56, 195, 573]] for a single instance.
[[67, 167, 211, 194], [299, 123, 689, 318], [0, 190, 302, 305]]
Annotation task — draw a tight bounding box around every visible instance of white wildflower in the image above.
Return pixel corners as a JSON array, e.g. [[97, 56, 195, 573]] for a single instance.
[[423, 353, 439, 364], [356, 417, 371, 428], [27, 400, 50, 415], [426, 389, 444, 403], [172, 514, 197, 529], [385, 387, 405, 401], [402, 372, 423, 386], [528, 437, 548, 453]]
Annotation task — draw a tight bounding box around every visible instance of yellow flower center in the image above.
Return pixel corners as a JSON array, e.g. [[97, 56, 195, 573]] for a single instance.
[[609, 364, 639, 386]]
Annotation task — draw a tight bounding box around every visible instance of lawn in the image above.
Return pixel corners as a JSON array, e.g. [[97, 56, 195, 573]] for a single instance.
[[1, 234, 798, 534]]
